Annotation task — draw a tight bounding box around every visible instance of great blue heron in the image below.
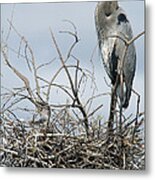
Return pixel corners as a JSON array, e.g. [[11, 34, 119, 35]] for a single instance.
[[95, 1, 136, 108]]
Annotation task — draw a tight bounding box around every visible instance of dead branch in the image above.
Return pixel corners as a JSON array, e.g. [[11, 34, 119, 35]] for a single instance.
[[49, 28, 89, 137], [0, 18, 145, 169]]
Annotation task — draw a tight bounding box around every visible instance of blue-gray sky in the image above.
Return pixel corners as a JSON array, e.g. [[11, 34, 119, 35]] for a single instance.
[[1, 1, 144, 120]]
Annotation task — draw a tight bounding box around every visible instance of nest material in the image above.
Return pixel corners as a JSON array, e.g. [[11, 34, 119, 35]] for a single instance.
[[0, 20, 145, 170], [0, 115, 145, 169]]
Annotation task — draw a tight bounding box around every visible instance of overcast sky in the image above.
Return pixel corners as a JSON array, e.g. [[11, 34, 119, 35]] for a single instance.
[[1, 0, 145, 121]]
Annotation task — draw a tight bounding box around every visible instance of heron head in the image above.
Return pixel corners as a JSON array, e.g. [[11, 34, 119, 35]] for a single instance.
[[97, 1, 119, 17]]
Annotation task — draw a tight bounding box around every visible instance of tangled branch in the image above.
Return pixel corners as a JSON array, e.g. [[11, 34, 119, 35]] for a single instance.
[[0, 19, 145, 169]]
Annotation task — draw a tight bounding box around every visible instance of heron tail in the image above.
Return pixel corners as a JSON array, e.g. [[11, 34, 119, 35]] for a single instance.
[[116, 83, 131, 108], [122, 85, 132, 108]]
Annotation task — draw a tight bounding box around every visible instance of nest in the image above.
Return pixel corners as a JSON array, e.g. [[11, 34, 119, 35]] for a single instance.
[[0, 113, 145, 169]]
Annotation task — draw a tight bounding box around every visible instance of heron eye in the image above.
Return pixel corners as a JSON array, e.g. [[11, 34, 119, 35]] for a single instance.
[[117, 13, 128, 25]]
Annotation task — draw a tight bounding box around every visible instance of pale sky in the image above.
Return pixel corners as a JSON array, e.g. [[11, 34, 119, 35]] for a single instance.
[[1, 0, 145, 121]]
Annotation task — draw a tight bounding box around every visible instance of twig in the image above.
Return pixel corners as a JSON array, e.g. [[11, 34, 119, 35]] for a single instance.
[[49, 27, 89, 137]]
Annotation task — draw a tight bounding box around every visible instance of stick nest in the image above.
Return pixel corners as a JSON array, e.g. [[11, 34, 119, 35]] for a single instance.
[[0, 114, 145, 170]]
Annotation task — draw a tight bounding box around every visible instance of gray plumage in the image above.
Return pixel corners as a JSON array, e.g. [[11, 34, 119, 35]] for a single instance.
[[95, 1, 136, 108]]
